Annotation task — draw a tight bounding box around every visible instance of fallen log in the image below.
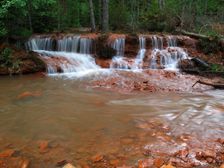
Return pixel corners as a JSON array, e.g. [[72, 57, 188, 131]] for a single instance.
[[177, 29, 224, 42], [192, 80, 224, 89], [180, 30, 210, 40]]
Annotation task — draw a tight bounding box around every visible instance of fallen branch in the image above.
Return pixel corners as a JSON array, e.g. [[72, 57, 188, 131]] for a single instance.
[[177, 29, 224, 43], [180, 30, 209, 40], [192, 80, 224, 89]]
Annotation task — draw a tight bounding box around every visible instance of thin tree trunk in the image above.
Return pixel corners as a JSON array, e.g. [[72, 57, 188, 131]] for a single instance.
[[89, 0, 96, 32], [158, 0, 164, 10], [102, 0, 109, 32], [98, 0, 102, 29], [27, 0, 33, 32]]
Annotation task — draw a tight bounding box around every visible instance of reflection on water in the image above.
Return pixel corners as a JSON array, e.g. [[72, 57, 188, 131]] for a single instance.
[[0, 75, 223, 166]]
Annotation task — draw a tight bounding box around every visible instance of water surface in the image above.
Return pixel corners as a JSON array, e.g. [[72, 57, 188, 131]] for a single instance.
[[0, 74, 223, 167]]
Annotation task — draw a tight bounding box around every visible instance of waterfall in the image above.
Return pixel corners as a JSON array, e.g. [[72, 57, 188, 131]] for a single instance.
[[26, 36, 99, 75], [112, 38, 125, 56], [80, 38, 92, 54], [26, 36, 92, 54], [36, 51, 99, 74], [150, 35, 188, 70], [132, 36, 146, 69], [152, 36, 163, 50], [26, 37, 53, 51], [57, 36, 80, 52], [167, 36, 177, 47], [110, 38, 130, 69]]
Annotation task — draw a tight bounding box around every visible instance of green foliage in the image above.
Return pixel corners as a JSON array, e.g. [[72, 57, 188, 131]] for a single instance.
[[210, 64, 224, 72], [0, 48, 13, 67], [0, 48, 21, 73], [110, 2, 129, 30]]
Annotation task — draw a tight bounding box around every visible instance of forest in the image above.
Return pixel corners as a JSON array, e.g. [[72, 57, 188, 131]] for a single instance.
[[0, 0, 224, 40]]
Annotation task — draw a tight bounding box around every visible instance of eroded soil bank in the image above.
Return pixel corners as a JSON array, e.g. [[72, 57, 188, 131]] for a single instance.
[[0, 44, 45, 75]]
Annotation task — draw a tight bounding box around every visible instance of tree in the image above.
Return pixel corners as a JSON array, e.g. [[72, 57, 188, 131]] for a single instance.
[[89, 0, 96, 32], [102, 0, 109, 32]]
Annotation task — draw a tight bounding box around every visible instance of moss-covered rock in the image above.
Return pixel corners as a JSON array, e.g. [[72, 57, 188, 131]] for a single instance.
[[0, 44, 46, 75]]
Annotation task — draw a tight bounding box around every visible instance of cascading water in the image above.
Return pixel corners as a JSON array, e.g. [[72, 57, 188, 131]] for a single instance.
[[80, 38, 92, 54], [57, 36, 80, 52], [167, 36, 177, 47], [26, 36, 99, 75], [26, 37, 53, 51], [110, 38, 129, 69], [37, 51, 99, 74], [150, 36, 163, 69], [132, 36, 146, 69], [150, 36, 188, 70]]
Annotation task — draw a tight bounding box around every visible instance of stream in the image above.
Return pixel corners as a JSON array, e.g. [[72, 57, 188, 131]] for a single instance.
[[0, 74, 223, 167]]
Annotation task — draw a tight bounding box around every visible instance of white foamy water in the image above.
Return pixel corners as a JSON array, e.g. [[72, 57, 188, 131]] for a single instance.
[[34, 50, 100, 75], [26, 36, 101, 76], [150, 36, 188, 70], [110, 38, 130, 69], [132, 37, 146, 70]]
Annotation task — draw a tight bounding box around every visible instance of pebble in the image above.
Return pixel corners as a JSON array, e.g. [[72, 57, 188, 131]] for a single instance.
[[63, 163, 76, 168]]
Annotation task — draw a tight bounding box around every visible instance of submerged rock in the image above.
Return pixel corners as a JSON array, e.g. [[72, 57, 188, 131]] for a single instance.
[[17, 91, 42, 100], [0, 149, 15, 158], [38, 140, 50, 153], [138, 158, 154, 168], [91, 154, 104, 162]]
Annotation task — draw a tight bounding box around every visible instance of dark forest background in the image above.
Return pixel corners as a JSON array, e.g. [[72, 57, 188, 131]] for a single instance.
[[0, 0, 224, 39]]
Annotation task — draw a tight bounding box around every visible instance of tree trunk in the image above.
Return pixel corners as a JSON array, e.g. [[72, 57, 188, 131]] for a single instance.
[[158, 0, 165, 10], [27, 0, 33, 32], [89, 0, 96, 32], [102, 0, 109, 32]]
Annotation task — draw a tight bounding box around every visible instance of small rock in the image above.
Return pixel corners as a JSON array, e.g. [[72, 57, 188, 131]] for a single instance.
[[38, 140, 49, 153], [175, 148, 189, 158], [153, 158, 164, 168], [56, 160, 68, 167], [110, 159, 119, 167], [217, 138, 224, 145], [0, 149, 15, 158], [91, 154, 104, 162], [161, 163, 176, 168], [138, 158, 154, 168], [20, 159, 30, 168], [202, 150, 216, 159], [63, 163, 76, 168], [206, 157, 213, 164]]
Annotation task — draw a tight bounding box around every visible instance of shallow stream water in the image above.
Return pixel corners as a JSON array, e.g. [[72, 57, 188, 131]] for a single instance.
[[0, 73, 224, 167]]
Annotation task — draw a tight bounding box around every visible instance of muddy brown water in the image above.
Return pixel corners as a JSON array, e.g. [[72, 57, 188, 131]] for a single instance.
[[0, 73, 224, 167]]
